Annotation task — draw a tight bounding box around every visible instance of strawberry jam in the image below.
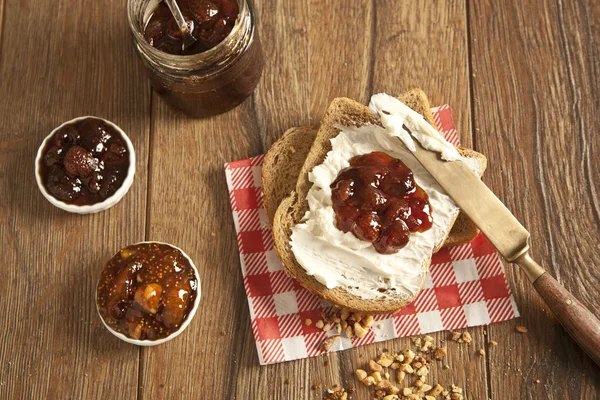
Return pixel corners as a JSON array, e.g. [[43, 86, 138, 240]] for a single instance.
[[39, 118, 130, 206], [330, 152, 432, 254]]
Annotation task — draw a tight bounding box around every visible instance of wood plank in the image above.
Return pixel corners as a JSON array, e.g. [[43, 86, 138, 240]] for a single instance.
[[363, 2, 490, 400], [468, 0, 600, 398], [140, 89, 263, 399], [0, 1, 150, 399]]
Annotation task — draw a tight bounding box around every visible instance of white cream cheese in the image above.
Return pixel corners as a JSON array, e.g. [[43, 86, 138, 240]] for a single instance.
[[290, 94, 479, 300], [369, 93, 462, 161]]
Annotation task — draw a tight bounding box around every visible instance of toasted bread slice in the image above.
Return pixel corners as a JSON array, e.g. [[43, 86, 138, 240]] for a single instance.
[[271, 89, 487, 313], [262, 127, 484, 248]]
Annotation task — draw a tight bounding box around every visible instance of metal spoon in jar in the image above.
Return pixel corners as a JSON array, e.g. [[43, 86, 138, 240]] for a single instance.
[[163, 0, 197, 51]]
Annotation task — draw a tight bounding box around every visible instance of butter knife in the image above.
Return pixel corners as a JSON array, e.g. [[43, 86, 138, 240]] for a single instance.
[[410, 140, 600, 366]]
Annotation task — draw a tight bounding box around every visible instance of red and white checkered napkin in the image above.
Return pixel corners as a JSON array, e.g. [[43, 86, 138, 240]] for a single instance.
[[225, 106, 519, 365]]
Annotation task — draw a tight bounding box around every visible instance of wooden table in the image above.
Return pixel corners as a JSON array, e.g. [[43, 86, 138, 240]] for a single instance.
[[1, 0, 599, 399]]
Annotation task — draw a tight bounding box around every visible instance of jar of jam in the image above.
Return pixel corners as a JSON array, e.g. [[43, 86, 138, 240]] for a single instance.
[[127, 0, 263, 117]]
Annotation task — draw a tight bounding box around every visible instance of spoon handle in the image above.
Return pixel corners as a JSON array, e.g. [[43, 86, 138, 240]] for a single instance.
[[164, 0, 190, 34]]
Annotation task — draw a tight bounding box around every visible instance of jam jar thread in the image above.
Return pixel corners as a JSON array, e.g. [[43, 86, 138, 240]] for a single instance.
[[127, 0, 263, 117]]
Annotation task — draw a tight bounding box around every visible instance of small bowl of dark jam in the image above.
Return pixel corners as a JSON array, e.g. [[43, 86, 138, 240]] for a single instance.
[[35, 117, 136, 214], [96, 242, 201, 346]]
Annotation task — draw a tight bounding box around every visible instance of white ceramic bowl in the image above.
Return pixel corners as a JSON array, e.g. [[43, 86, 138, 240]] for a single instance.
[[96, 241, 201, 346], [34, 116, 136, 214]]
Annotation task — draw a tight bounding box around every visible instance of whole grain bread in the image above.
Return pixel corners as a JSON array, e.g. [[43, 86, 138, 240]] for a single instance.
[[262, 127, 484, 248], [271, 89, 487, 313]]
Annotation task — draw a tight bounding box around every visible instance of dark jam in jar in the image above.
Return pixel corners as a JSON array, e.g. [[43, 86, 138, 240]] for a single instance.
[[129, 0, 263, 117], [144, 0, 239, 55], [330, 152, 433, 254], [97, 243, 198, 341], [39, 118, 130, 206]]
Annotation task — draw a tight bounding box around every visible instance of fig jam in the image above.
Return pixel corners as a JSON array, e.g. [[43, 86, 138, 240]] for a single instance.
[[330, 152, 433, 254], [97, 243, 198, 341], [144, 0, 239, 55], [39, 118, 130, 206]]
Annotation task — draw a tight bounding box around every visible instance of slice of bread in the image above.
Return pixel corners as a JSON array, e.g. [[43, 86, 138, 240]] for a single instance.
[[262, 127, 484, 248], [270, 89, 487, 313]]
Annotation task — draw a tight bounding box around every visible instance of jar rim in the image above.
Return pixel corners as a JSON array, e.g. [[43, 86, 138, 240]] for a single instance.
[[127, 0, 250, 70]]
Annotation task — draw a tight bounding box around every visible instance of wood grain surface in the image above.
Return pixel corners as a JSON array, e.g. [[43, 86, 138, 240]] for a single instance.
[[0, 0, 598, 399]]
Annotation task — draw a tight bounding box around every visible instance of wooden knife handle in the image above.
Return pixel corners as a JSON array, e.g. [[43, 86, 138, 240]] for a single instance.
[[533, 272, 600, 366]]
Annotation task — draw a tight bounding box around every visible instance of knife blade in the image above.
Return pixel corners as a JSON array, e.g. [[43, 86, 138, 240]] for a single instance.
[[410, 142, 530, 262], [408, 137, 600, 366]]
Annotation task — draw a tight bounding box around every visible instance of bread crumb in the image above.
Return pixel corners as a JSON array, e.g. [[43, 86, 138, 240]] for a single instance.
[[478, 349, 485, 356], [305, 319, 312, 326], [285, 379, 290, 385], [535, 379, 540, 384], [377, 323, 384, 329], [489, 340, 498, 347]]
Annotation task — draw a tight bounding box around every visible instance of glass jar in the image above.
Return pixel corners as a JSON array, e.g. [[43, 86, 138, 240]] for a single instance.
[[127, 0, 263, 117]]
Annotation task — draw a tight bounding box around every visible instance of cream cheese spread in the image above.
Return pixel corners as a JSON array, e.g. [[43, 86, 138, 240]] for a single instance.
[[290, 94, 479, 300]]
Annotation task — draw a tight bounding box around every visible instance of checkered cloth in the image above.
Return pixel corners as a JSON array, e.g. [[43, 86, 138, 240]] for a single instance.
[[225, 106, 519, 365]]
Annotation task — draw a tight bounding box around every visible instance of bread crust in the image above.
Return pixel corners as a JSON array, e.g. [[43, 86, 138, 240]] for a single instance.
[[271, 90, 487, 313]]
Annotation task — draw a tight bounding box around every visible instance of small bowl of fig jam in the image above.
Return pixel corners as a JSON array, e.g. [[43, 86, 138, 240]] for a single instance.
[[35, 117, 135, 214], [96, 242, 201, 346]]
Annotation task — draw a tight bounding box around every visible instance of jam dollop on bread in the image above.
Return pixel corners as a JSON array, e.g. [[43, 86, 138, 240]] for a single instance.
[[97, 243, 198, 341], [40, 118, 130, 206], [330, 152, 432, 254]]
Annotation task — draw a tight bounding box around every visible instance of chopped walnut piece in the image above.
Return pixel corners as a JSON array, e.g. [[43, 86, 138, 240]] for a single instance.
[[383, 395, 399, 400], [416, 366, 428, 377], [451, 331, 461, 341], [363, 376, 376, 386], [315, 320, 325, 329], [323, 386, 348, 400], [376, 379, 391, 390], [340, 309, 350, 321], [319, 335, 340, 352], [354, 322, 368, 338], [369, 359, 383, 372], [461, 332, 473, 344], [402, 387, 412, 396], [355, 369, 367, 381], [345, 326, 354, 338], [363, 315, 375, 327], [391, 361, 401, 370], [377, 353, 394, 367], [397, 371, 405, 382], [516, 325, 529, 333], [389, 385, 400, 395], [434, 346, 447, 360], [404, 349, 416, 363], [428, 384, 444, 396], [400, 363, 414, 374], [371, 371, 382, 383], [305, 319, 312, 326]]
